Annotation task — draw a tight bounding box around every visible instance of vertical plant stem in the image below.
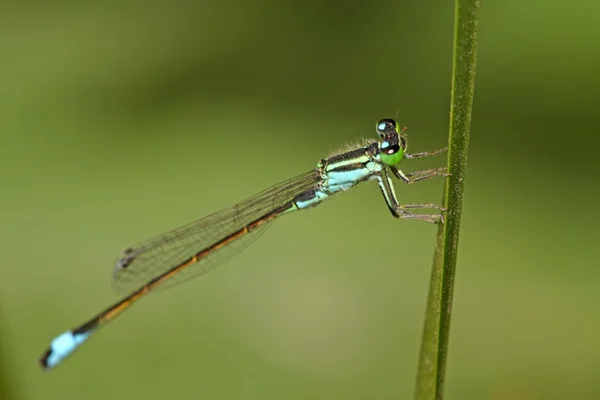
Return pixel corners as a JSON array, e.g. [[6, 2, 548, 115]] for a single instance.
[[0, 305, 19, 400], [414, 0, 480, 399]]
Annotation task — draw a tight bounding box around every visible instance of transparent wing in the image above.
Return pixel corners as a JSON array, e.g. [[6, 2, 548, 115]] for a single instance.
[[112, 170, 320, 295]]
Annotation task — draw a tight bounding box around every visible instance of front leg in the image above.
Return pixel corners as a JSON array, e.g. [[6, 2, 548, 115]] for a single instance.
[[375, 171, 445, 224], [405, 147, 448, 159], [391, 166, 449, 184]]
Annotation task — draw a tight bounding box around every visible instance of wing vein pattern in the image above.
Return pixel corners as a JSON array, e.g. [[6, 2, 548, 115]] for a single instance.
[[112, 170, 320, 295]]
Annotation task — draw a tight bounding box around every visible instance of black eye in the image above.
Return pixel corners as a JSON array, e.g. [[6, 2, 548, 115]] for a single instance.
[[383, 144, 400, 155], [376, 119, 397, 137]]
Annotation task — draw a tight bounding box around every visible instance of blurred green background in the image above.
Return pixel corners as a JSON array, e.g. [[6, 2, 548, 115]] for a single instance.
[[1, 1, 599, 399]]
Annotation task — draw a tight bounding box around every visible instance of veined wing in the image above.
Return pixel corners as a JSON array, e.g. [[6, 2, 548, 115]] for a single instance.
[[112, 170, 320, 295]]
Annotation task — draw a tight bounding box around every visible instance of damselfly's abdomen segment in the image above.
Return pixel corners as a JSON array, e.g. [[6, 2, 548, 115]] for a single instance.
[[291, 188, 328, 210]]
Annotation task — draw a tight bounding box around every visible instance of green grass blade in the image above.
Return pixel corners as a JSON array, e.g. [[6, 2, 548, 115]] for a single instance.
[[0, 305, 20, 400], [414, 0, 481, 399]]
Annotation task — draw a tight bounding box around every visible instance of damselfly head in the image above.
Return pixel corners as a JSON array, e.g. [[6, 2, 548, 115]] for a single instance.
[[376, 118, 407, 166]]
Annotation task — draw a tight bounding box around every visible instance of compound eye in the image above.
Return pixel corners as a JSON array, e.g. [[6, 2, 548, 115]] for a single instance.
[[376, 119, 397, 138], [383, 144, 400, 155], [380, 142, 405, 166]]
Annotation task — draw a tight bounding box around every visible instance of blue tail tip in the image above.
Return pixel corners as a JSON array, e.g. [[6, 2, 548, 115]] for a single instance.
[[40, 330, 91, 370]]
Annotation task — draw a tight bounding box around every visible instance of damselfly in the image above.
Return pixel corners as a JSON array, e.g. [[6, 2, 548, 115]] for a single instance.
[[40, 118, 447, 370]]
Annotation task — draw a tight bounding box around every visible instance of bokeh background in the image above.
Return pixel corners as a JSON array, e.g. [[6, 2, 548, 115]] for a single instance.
[[1, 1, 599, 399]]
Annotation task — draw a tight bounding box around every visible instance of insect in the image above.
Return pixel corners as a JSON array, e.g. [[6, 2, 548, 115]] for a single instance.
[[40, 118, 447, 369]]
